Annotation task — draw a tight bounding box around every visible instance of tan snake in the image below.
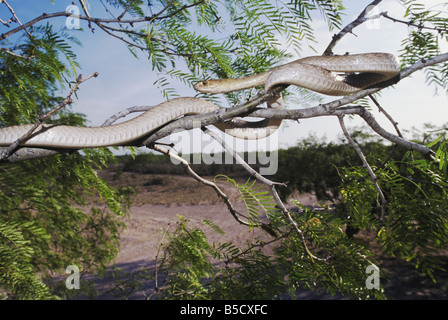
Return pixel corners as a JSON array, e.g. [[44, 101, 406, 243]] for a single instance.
[[0, 53, 400, 149]]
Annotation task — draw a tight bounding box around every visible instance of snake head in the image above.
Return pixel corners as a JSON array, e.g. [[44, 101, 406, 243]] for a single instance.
[[193, 79, 239, 94], [193, 80, 211, 92]]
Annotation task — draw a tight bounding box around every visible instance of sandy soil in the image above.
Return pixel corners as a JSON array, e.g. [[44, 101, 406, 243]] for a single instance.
[[86, 171, 447, 300]]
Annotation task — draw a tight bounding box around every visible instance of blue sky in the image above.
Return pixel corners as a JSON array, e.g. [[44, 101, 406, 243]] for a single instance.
[[2, 0, 448, 154]]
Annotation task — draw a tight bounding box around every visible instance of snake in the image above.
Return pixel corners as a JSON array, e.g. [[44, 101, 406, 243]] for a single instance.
[[0, 53, 400, 149]]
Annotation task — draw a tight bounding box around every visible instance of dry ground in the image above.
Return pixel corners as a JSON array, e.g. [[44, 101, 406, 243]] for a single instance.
[[85, 171, 447, 300]]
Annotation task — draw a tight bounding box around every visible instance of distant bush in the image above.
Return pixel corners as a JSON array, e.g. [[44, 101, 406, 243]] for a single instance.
[[274, 133, 405, 202]]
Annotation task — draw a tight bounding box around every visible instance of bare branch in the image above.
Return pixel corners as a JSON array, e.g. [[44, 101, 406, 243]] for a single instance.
[[1, 12, 66, 40], [117, 0, 136, 20], [149, 0, 176, 21], [400, 52, 448, 78], [269, 183, 328, 262], [0, 0, 206, 41], [380, 11, 448, 33], [101, 105, 152, 126], [0, 47, 33, 60], [151, 0, 206, 21], [324, 0, 383, 56], [97, 23, 148, 50], [78, 0, 95, 32], [248, 106, 433, 156], [141, 85, 286, 146], [0, 18, 11, 27], [203, 121, 325, 262], [150, 144, 251, 227], [202, 127, 286, 188], [369, 94, 403, 137], [1, 0, 32, 37]]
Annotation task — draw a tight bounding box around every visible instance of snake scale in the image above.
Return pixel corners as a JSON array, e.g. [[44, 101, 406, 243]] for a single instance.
[[0, 53, 400, 149]]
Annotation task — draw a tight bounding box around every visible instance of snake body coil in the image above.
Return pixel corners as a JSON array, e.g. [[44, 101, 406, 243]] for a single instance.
[[0, 53, 400, 149]]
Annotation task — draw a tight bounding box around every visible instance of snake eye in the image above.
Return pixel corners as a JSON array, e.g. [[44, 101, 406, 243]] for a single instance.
[[201, 80, 209, 86]]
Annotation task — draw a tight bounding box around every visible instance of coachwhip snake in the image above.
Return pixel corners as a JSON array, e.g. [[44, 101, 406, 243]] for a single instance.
[[0, 53, 400, 149]]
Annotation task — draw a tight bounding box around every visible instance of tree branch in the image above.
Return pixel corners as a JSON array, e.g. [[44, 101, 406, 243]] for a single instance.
[[1, 0, 32, 37], [202, 122, 326, 262], [369, 94, 403, 138], [0, 47, 34, 60], [101, 105, 153, 126], [151, 0, 206, 21], [0, 72, 99, 162], [201, 127, 286, 188], [323, 0, 383, 56], [117, 0, 136, 20], [0, 1, 205, 41], [338, 115, 387, 225], [141, 86, 286, 146], [380, 11, 448, 33], [150, 144, 251, 227], [248, 106, 433, 156]]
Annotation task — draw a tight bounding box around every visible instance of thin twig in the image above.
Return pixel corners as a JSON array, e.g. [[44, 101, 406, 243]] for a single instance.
[[97, 23, 148, 50], [270, 183, 328, 262], [78, 0, 96, 32], [149, 0, 176, 21], [152, 0, 206, 21], [150, 144, 251, 227], [380, 11, 448, 33], [101, 105, 152, 126], [149, 221, 174, 300], [202, 128, 286, 188], [338, 115, 387, 225], [117, 0, 136, 20], [0, 47, 33, 60], [323, 0, 383, 56], [369, 94, 403, 138], [0, 1, 206, 41], [1, 0, 32, 37], [203, 122, 325, 262]]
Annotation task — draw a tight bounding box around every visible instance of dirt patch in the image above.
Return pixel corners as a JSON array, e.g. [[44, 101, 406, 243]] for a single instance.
[[87, 171, 448, 300]]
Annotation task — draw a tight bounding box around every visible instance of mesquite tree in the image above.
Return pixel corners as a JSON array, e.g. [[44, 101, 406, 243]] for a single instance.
[[0, 0, 447, 299]]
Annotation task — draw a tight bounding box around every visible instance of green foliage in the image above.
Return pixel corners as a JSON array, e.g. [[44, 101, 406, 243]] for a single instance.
[[214, 175, 278, 228], [156, 215, 218, 299], [0, 219, 55, 299], [339, 131, 448, 283], [275, 132, 398, 201], [152, 129, 448, 299], [0, 19, 131, 299], [154, 202, 385, 300], [0, 25, 78, 125], [132, 0, 344, 101], [274, 204, 384, 300], [399, 0, 448, 93]]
